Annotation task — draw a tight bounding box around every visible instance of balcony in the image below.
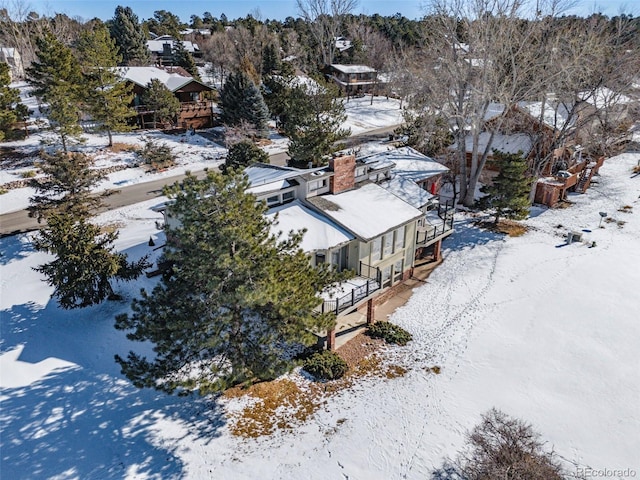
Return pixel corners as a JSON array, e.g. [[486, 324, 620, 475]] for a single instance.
[[317, 262, 381, 315], [416, 200, 455, 246]]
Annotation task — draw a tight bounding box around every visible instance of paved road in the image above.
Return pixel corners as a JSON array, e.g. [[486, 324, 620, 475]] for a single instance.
[[0, 124, 401, 236]]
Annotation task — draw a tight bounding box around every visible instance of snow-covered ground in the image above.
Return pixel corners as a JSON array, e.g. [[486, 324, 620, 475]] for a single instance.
[[343, 95, 404, 135], [1, 153, 638, 479]]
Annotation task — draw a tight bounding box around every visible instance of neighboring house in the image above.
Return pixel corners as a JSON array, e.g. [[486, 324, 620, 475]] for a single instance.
[[453, 100, 605, 206], [119, 66, 214, 129], [333, 37, 353, 53], [146, 36, 202, 65], [0, 47, 24, 80], [326, 64, 378, 95]]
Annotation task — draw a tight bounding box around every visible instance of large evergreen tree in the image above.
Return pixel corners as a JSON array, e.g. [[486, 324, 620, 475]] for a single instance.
[[29, 150, 149, 309], [76, 24, 135, 147], [28, 150, 106, 222], [115, 171, 343, 394], [219, 71, 270, 138], [141, 79, 180, 128], [110, 6, 151, 66], [171, 40, 200, 79], [0, 62, 27, 141], [33, 214, 149, 309], [286, 78, 350, 168], [478, 151, 531, 224], [27, 31, 83, 152]]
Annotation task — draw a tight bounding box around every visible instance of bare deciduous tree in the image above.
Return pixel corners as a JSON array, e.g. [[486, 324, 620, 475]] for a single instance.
[[296, 0, 358, 66]]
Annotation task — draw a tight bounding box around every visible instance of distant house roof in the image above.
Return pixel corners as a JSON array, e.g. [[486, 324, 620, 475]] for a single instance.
[[517, 101, 574, 130], [267, 200, 354, 252], [306, 183, 423, 241], [333, 37, 353, 52], [146, 38, 199, 54], [330, 64, 376, 74], [118, 66, 210, 92], [463, 132, 533, 157], [578, 87, 632, 109]]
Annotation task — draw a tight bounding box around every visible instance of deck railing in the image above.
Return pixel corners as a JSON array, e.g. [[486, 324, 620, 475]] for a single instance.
[[318, 263, 381, 315]]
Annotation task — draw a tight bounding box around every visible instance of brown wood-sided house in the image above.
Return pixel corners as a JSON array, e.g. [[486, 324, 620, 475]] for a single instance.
[[459, 101, 605, 206], [119, 66, 214, 129], [325, 64, 378, 95]]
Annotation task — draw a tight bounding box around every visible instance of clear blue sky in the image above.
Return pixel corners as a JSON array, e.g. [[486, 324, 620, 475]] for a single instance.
[[25, 0, 638, 23]]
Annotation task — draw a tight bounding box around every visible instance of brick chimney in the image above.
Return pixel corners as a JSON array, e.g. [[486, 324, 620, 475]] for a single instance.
[[329, 154, 356, 194]]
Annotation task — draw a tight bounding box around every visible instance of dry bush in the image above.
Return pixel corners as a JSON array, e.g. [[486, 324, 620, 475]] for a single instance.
[[108, 142, 138, 153], [434, 409, 567, 480], [476, 220, 528, 237], [225, 333, 408, 438]]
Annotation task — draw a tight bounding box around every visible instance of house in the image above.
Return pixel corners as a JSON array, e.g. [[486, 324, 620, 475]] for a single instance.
[[326, 64, 378, 95], [146, 36, 202, 65], [0, 47, 24, 80], [119, 66, 214, 129], [157, 146, 453, 350], [244, 149, 454, 349]]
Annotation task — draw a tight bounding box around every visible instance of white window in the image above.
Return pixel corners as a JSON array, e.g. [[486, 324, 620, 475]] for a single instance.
[[355, 166, 366, 177], [382, 265, 392, 287], [383, 234, 393, 257], [371, 237, 382, 261], [266, 195, 279, 206], [309, 179, 326, 191], [393, 259, 404, 282], [394, 225, 405, 252]]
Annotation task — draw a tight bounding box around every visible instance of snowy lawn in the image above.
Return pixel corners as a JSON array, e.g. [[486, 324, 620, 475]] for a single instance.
[[343, 95, 405, 135], [1, 154, 638, 479]]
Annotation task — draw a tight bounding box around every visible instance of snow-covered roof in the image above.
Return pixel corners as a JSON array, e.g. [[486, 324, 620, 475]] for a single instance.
[[463, 132, 533, 156], [363, 147, 449, 183], [118, 66, 200, 91], [378, 175, 435, 210], [578, 87, 632, 109], [245, 164, 306, 191], [306, 183, 423, 241], [484, 102, 506, 122], [333, 37, 353, 52], [330, 64, 377, 74], [267, 200, 354, 252], [146, 39, 199, 53], [518, 101, 573, 130]]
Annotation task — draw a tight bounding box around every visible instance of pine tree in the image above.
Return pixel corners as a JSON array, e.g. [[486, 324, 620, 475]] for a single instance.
[[29, 150, 149, 309], [286, 78, 350, 168], [115, 171, 344, 394], [261, 44, 280, 76], [223, 140, 269, 173], [33, 213, 149, 309], [76, 24, 135, 147], [220, 71, 270, 138], [171, 40, 200, 79], [28, 150, 106, 222], [141, 79, 180, 128], [27, 31, 83, 152], [0, 62, 27, 141], [478, 151, 531, 224], [110, 6, 151, 66]]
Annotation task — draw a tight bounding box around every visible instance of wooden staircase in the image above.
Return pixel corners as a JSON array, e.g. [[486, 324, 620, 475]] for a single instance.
[[575, 163, 596, 193]]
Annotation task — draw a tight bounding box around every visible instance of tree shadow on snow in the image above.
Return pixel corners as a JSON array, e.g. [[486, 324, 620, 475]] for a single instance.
[[0, 238, 225, 479], [0, 233, 36, 266], [431, 460, 466, 480], [442, 218, 503, 253]]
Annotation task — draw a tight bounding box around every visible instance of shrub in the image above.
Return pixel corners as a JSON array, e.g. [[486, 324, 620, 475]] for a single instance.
[[21, 170, 36, 178], [366, 321, 413, 346], [302, 350, 348, 380], [137, 139, 175, 171]]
